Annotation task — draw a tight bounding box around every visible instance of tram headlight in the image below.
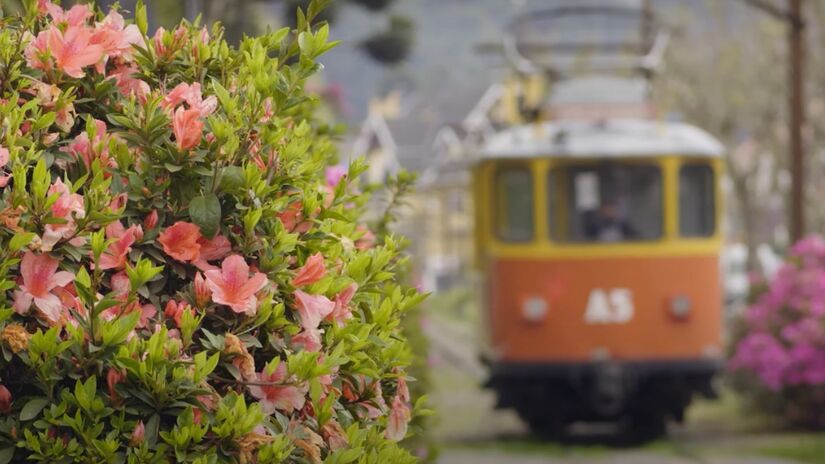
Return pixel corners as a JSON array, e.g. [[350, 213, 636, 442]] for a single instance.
[[669, 295, 692, 319], [521, 296, 548, 323]]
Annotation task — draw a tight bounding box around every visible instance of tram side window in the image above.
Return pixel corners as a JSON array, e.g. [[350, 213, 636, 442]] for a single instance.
[[679, 164, 715, 237], [494, 167, 534, 242], [549, 163, 662, 243]]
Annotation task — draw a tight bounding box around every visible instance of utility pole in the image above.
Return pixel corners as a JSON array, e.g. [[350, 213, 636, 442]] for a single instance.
[[743, 0, 806, 242], [788, 0, 805, 242]]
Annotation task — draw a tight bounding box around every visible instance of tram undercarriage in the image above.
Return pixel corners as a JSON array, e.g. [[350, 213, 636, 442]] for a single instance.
[[486, 360, 720, 441]]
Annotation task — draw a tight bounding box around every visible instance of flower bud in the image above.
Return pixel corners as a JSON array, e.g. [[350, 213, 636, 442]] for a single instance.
[[194, 272, 211, 308], [130, 420, 145, 446], [143, 210, 158, 230], [0, 385, 12, 413], [107, 368, 126, 401]]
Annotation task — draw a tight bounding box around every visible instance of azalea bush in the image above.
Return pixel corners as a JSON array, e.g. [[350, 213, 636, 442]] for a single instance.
[[729, 236, 825, 428], [0, 1, 427, 462]]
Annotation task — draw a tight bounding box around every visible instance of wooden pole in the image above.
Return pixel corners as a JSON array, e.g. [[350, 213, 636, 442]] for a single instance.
[[788, 0, 805, 242]]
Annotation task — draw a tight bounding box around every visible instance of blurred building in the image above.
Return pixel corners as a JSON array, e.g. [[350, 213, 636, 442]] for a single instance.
[[349, 82, 506, 291]]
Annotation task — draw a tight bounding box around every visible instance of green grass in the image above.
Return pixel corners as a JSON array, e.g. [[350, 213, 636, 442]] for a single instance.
[[755, 435, 825, 464]]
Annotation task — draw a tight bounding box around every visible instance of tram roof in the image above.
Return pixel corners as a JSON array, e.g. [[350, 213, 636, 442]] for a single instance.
[[480, 119, 724, 160]]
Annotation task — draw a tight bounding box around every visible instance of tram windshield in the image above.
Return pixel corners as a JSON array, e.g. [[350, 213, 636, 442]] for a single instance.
[[548, 163, 662, 243]]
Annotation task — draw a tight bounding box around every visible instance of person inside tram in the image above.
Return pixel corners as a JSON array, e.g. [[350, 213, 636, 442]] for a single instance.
[[583, 200, 637, 242]]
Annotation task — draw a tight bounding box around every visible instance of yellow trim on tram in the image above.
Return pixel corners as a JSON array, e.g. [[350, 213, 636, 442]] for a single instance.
[[473, 155, 724, 265]]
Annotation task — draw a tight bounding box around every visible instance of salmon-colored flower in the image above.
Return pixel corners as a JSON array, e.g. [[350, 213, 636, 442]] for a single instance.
[[173, 106, 203, 151], [386, 396, 411, 442], [42, 179, 85, 251], [46, 25, 104, 78], [293, 290, 335, 330], [158, 221, 202, 262], [193, 234, 231, 271], [13, 252, 74, 323], [163, 82, 217, 117], [248, 362, 306, 414], [45, 3, 92, 27], [98, 222, 140, 270], [91, 9, 142, 70], [292, 253, 326, 287], [204, 255, 268, 315], [164, 300, 192, 328]]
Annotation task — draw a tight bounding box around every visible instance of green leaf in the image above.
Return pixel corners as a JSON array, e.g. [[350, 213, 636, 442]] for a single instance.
[[0, 447, 14, 464], [189, 193, 221, 238], [19, 397, 49, 421], [219, 166, 245, 193], [9, 232, 35, 251]]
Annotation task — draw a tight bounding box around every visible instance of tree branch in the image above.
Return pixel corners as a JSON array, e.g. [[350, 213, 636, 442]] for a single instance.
[[742, 0, 805, 28]]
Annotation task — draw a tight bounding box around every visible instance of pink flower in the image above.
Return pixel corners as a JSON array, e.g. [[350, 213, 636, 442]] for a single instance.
[[386, 396, 411, 442], [24, 30, 53, 73], [41, 179, 85, 251], [46, 25, 104, 78], [355, 226, 376, 250], [45, 3, 92, 27], [13, 253, 73, 323], [0, 145, 11, 187], [291, 329, 322, 352], [204, 255, 268, 315], [293, 290, 335, 330], [158, 221, 202, 262], [248, 362, 306, 414], [108, 64, 149, 102], [172, 107, 203, 151], [328, 283, 357, 327], [98, 222, 140, 270], [292, 253, 326, 287], [60, 119, 114, 170], [325, 166, 347, 188]]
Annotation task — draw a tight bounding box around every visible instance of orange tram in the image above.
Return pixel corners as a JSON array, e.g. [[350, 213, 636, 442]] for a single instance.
[[473, 118, 725, 439]]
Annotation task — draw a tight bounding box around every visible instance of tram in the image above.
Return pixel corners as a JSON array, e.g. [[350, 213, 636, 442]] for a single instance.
[[474, 1, 725, 439]]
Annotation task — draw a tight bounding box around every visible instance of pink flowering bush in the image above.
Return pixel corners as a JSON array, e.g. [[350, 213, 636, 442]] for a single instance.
[[0, 1, 425, 462], [730, 236, 825, 427]]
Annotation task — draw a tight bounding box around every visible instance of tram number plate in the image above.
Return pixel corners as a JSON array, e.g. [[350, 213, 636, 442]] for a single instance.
[[584, 288, 634, 324]]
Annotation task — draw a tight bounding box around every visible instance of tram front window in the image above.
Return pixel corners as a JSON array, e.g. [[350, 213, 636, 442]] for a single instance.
[[548, 163, 662, 243]]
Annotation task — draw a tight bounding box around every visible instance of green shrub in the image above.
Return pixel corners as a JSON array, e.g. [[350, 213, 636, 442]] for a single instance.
[[0, 1, 425, 462]]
